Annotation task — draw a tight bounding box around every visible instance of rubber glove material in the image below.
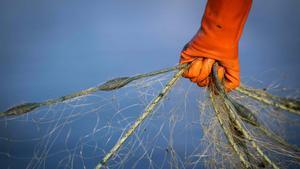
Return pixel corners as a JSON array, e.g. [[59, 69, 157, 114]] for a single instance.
[[180, 0, 252, 91]]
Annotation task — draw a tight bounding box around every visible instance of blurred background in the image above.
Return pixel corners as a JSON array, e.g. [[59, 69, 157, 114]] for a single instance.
[[1, 0, 300, 108], [0, 0, 300, 168]]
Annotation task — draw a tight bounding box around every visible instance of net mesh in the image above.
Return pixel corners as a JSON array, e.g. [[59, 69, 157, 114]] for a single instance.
[[0, 72, 299, 169]]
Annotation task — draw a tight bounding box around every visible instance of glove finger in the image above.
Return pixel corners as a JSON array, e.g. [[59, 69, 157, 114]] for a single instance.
[[195, 58, 215, 83], [197, 78, 210, 87], [183, 58, 203, 79], [217, 66, 225, 82], [224, 69, 240, 92], [180, 52, 195, 64]]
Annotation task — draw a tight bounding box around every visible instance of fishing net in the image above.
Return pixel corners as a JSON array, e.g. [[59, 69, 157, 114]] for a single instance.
[[0, 64, 299, 169]]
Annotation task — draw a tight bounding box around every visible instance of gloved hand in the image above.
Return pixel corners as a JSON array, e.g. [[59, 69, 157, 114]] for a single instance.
[[180, 0, 252, 92]]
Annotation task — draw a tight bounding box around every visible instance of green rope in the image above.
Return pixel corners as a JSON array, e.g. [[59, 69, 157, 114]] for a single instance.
[[236, 85, 300, 115], [211, 63, 280, 169], [0, 64, 188, 117]]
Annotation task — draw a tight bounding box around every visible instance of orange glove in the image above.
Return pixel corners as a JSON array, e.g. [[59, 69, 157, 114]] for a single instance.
[[180, 0, 252, 91]]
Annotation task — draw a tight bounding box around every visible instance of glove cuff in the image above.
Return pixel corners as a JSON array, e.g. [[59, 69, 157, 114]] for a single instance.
[[181, 0, 252, 62]]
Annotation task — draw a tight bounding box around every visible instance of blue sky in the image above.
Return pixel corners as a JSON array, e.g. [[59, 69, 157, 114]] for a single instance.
[[0, 0, 300, 108]]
